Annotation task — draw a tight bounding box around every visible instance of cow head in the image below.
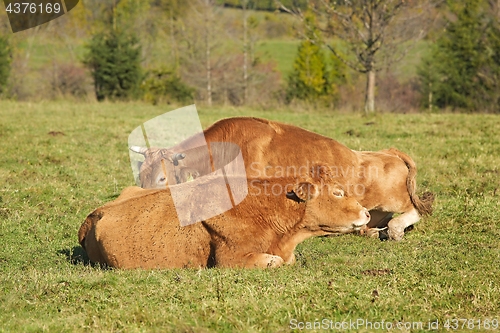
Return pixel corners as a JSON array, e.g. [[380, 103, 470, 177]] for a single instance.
[[129, 146, 197, 188], [288, 165, 370, 235]]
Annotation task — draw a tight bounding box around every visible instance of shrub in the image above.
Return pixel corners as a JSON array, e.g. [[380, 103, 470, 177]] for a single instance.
[[44, 62, 91, 99], [83, 29, 142, 101], [377, 72, 421, 112], [141, 68, 194, 105]]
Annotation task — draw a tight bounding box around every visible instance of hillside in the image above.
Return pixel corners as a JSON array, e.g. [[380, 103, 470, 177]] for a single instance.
[[0, 3, 431, 111]]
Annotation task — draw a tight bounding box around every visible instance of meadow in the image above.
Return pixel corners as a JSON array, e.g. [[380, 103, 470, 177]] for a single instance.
[[0, 101, 499, 332]]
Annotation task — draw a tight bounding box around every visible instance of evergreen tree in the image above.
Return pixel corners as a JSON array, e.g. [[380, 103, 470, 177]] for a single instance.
[[0, 36, 11, 95], [286, 12, 343, 104], [419, 0, 500, 111], [286, 39, 327, 102], [83, 30, 142, 101], [483, 12, 500, 110]]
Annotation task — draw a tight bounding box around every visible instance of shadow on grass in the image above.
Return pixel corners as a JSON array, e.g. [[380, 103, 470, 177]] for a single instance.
[[58, 246, 91, 266], [58, 246, 112, 269]]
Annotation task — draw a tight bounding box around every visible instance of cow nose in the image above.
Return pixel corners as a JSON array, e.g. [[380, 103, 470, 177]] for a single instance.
[[354, 208, 370, 226], [353, 209, 370, 227]]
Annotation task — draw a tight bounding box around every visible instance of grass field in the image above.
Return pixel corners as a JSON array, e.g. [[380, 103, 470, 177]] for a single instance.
[[0, 101, 499, 332]]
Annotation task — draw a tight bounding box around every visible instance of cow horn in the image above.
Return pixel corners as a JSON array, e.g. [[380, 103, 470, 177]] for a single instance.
[[172, 153, 185, 166], [173, 153, 186, 161], [129, 146, 148, 155]]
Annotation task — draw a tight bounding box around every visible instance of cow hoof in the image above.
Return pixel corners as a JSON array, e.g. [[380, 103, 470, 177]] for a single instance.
[[387, 227, 404, 241], [246, 253, 285, 268], [266, 256, 284, 268]]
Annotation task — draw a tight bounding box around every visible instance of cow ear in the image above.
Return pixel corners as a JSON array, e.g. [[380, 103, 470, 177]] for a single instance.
[[159, 149, 175, 162], [293, 182, 319, 201]]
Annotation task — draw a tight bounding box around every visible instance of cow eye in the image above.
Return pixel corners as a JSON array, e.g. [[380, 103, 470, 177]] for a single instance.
[[332, 189, 344, 197]]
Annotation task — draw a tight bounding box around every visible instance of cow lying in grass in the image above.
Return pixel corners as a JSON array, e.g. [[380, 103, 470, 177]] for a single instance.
[[131, 117, 434, 241], [78, 166, 370, 269]]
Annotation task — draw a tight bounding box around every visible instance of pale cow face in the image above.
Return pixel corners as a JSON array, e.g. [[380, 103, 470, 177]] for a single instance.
[[130, 146, 192, 189]]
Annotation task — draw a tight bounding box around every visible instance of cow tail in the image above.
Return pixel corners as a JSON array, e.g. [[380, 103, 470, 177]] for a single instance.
[[78, 210, 103, 249], [388, 148, 435, 216]]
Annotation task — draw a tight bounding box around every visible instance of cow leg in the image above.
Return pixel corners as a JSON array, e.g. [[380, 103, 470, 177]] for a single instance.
[[244, 253, 284, 268], [360, 210, 393, 238], [285, 253, 296, 265], [387, 208, 420, 241]]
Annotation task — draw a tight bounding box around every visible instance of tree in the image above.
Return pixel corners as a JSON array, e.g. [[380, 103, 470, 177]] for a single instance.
[[281, 0, 433, 113], [242, 0, 249, 104], [175, 0, 280, 106], [177, 0, 218, 106], [204, 0, 215, 106], [176, 0, 224, 105], [418, 0, 500, 111], [0, 36, 11, 94], [83, 30, 142, 101], [286, 14, 343, 102], [485, 1, 500, 110], [287, 40, 327, 102], [286, 15, 327, 102], [241, 0, 261, 105], [151, 0, 192, 68]]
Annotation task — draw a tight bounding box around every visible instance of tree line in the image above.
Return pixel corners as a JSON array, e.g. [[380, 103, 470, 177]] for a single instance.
[[419, 0, 500, 112], [1, 0, 500, 112], [74, 0, 284, 106]]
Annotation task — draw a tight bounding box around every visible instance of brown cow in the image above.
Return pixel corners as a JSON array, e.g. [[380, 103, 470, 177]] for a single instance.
[[78, 167, 371, 269], [131, 117, 434, 241]]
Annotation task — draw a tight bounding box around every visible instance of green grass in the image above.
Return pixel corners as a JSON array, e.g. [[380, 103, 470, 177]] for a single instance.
[[257, 40, 300, 78], [1, 101, 499, 332]]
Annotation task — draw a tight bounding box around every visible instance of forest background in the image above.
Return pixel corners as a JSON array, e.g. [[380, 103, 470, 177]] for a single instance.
[[1, 0, 500, 113]]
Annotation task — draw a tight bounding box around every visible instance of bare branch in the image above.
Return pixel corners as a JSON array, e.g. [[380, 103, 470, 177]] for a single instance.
[[325, 44, 367, 73], [275, 1, 303, 17]]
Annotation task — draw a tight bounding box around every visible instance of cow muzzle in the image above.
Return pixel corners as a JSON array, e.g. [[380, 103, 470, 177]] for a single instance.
[[352, 208, 370, 230]]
